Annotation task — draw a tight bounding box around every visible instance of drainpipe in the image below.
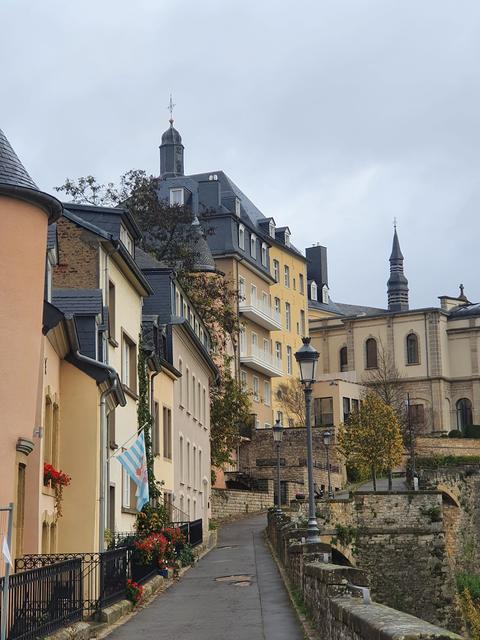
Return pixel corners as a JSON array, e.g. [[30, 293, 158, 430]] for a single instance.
[[64, 318, 126, 552]]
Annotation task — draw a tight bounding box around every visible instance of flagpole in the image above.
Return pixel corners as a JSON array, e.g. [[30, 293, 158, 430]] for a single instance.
[[1, 503, 14, 640], [107, 422, 149, 460]]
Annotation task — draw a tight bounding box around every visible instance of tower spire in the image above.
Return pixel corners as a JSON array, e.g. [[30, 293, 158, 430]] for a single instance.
[[387, 223, 409, 311], [168, 93, 175, 125], [159, 94, 184, 178]]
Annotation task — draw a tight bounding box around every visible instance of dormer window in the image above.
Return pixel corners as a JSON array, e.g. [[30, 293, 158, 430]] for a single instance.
[[261, 242, 268, 267], [284, 229, 291, 247], [235, 198, 241, 217], [322, 285, 329, 304], [170, 188, 184, 206], [120, 225, 134, 255], [250, 234, 257, 258], [238, 224, 245, 250], [269, 220, 275, 238], [311, 281, 318, 301]]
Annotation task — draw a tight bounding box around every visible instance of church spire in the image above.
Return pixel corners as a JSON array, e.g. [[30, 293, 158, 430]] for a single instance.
[[159, 94, 184, 178], [387, 224, 409, 311]]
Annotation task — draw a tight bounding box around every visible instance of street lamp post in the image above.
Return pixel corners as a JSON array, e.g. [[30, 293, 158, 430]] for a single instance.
[[272, 419, 284, 513], [405, 393, 417, 490], [295, 337, 320, 543], [323, 430, 334, 499]]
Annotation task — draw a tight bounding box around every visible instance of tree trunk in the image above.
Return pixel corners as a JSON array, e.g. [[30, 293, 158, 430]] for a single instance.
[[372, 465, 377, 491], [388, 469, 393, 491]]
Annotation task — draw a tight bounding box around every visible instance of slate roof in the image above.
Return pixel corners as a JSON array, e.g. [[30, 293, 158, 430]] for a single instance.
[[188, 170, 304, 258], [449, 302, 480, 318], [52, 289, 103, 317], [135, 247, 166, 270], [0, 129, 62, 222], [191, 219, 216, 272], [335, 302, 389, 317]]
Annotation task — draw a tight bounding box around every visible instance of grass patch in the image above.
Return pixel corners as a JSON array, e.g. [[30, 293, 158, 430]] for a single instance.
[[456, 573, 480, 600]]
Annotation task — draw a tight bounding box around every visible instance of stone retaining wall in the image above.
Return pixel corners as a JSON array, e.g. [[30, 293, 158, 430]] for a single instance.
[[211, 480, 274, 520], [267, 511, 462, 640]]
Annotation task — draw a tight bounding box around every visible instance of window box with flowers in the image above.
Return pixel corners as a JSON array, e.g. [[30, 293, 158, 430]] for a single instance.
[[43, 463, 71, 520]]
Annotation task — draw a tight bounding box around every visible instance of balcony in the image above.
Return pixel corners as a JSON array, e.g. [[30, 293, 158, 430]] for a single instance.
[[239, 297, 282, 331], [240, 346, 283, 377]]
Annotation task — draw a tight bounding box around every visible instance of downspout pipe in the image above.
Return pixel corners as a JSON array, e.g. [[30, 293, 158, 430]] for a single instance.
[[64, 317, 126, 552]]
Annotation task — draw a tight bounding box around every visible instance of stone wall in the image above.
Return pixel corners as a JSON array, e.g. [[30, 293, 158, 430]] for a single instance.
[[238, 426, 345, 492], [416, 435, 480, 457], [267, 511, 462, 640], [53, 218, 99, 289], [298, 491, 461, 629], [419, 464, 480, 575], [211, 480, 274, 520]]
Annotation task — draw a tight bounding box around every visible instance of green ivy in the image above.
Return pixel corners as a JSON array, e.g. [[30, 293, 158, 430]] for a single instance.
[[137, 338, 161, 500]]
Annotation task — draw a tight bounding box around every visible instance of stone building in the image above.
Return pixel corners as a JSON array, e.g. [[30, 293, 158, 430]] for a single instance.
[[308, 226, 480, 434]]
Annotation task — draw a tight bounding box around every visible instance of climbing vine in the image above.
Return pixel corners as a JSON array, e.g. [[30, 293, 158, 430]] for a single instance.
[[137, 338, 161, 501]]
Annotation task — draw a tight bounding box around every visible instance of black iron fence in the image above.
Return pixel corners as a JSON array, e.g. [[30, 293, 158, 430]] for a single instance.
[[15, 548, 128, 617], [0, 558, 83, 640], [113, 518, 203, 550]]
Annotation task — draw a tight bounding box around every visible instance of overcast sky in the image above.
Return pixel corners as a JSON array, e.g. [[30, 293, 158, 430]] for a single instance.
[[2, 0, 479, 308]]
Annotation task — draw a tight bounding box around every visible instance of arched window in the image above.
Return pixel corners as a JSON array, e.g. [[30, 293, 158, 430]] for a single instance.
[[311, 281, 317, 301], [340, 346, 348, 372], [365, 338, 378, 369], [456, 398, 473, 431], [406, 333, 419, 365], [238, 224, 245, 250]]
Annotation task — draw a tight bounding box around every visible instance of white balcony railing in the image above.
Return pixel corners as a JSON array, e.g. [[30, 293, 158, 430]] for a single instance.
[[239, 297, 282, 331], [240, 345, 283, 377]]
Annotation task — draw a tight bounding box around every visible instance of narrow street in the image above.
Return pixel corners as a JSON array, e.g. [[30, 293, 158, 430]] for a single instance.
[[108, 514, 304, 640]]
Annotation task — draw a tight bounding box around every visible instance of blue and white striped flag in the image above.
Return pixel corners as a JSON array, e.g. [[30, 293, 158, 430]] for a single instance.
[[117, 431, 149, 511]]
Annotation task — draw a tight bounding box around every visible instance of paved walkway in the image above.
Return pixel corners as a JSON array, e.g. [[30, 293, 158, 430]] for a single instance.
[[109, 514, 304, 640]]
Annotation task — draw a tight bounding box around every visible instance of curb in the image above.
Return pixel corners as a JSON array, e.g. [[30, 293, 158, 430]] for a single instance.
[[264, 532, 321, 640]]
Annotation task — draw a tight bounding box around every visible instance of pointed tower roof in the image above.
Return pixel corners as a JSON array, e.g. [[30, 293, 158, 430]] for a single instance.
[[0, 129, 62, 222], [390, 227, 404, 261], [191, 217, 216, 272], [387, 224, 409, 312]]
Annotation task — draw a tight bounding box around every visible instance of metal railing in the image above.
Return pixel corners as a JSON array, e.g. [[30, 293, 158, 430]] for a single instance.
[[0, 559, 82, 640], [15, 549, 128, 616], [169, 519, 203, 548]]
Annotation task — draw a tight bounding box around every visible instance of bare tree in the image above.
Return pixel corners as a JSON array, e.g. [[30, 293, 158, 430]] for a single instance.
[[276, 378, 306, 427]]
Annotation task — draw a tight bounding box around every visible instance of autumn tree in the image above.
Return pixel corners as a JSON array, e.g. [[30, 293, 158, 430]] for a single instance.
[[338, 391, 404, 490], [276, 378, 306, 427]]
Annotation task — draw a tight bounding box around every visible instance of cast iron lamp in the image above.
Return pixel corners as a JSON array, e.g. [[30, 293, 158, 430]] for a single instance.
[[272, 419, 284, 513], [295, 337, 321, 543]]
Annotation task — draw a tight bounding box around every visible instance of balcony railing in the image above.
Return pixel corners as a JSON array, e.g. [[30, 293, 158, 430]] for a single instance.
[[240, 346, 283, 377], [239, 297, 282, 331]]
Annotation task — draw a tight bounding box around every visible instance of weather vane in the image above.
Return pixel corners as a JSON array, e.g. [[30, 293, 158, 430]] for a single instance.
[[168, 94, 175, 124], [393, 216, 397, 229]]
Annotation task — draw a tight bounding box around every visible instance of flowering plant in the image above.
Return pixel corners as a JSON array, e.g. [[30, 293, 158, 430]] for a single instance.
[[126, 579, 143, 605], [162, 527, 185, 547], [134, 532, 168, 565], [43, 463, 71, 520], [43, 463, 71, 488]]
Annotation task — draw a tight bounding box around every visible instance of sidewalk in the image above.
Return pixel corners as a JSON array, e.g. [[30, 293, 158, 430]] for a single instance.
[[108, 514, 304, 640]]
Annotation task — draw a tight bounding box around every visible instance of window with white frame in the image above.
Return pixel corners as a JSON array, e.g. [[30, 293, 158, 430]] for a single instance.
[[198, 449, 202, 489], [238, 224, 245, 250], [198, 381, 201, 420], [178, 359, 183, 407], [261, 243, 268, 266], [252, 376, 259, 401], [274, 297, 281, 316], [284, 265, 290, 288], [192, 376, 196, 419], [239, 327, 246, 354], [322, 285, 329, 304], [240, 370, 247, 389], [202, 388, 206, 424], [238, 276, 246, 300], [284, 230, 291, 247], [187, 441, 191, 486], [180, 435, 184, 482], [264, 381, 271, 406], [170, 188, 184, 206], [311, 281, 318, 301], [251, 284, 257, 305], [193, 446, 197, 490], [276, 410, 284, 424], [120, 225, 134, 255], [273, 259, 279, 282], [287, 346, 292, 374], [269, 220, 275, 238], [263, 338, 270, 357], [275, 342, 282, 362], [250, 234, 257, 258], [235, 198, 241, 217], [299, 273, 305, 294], [252, 332, 258, 352], [285, 302, 291, 331], [121, 333, 137, 393], [186, 367, 190, 412]]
